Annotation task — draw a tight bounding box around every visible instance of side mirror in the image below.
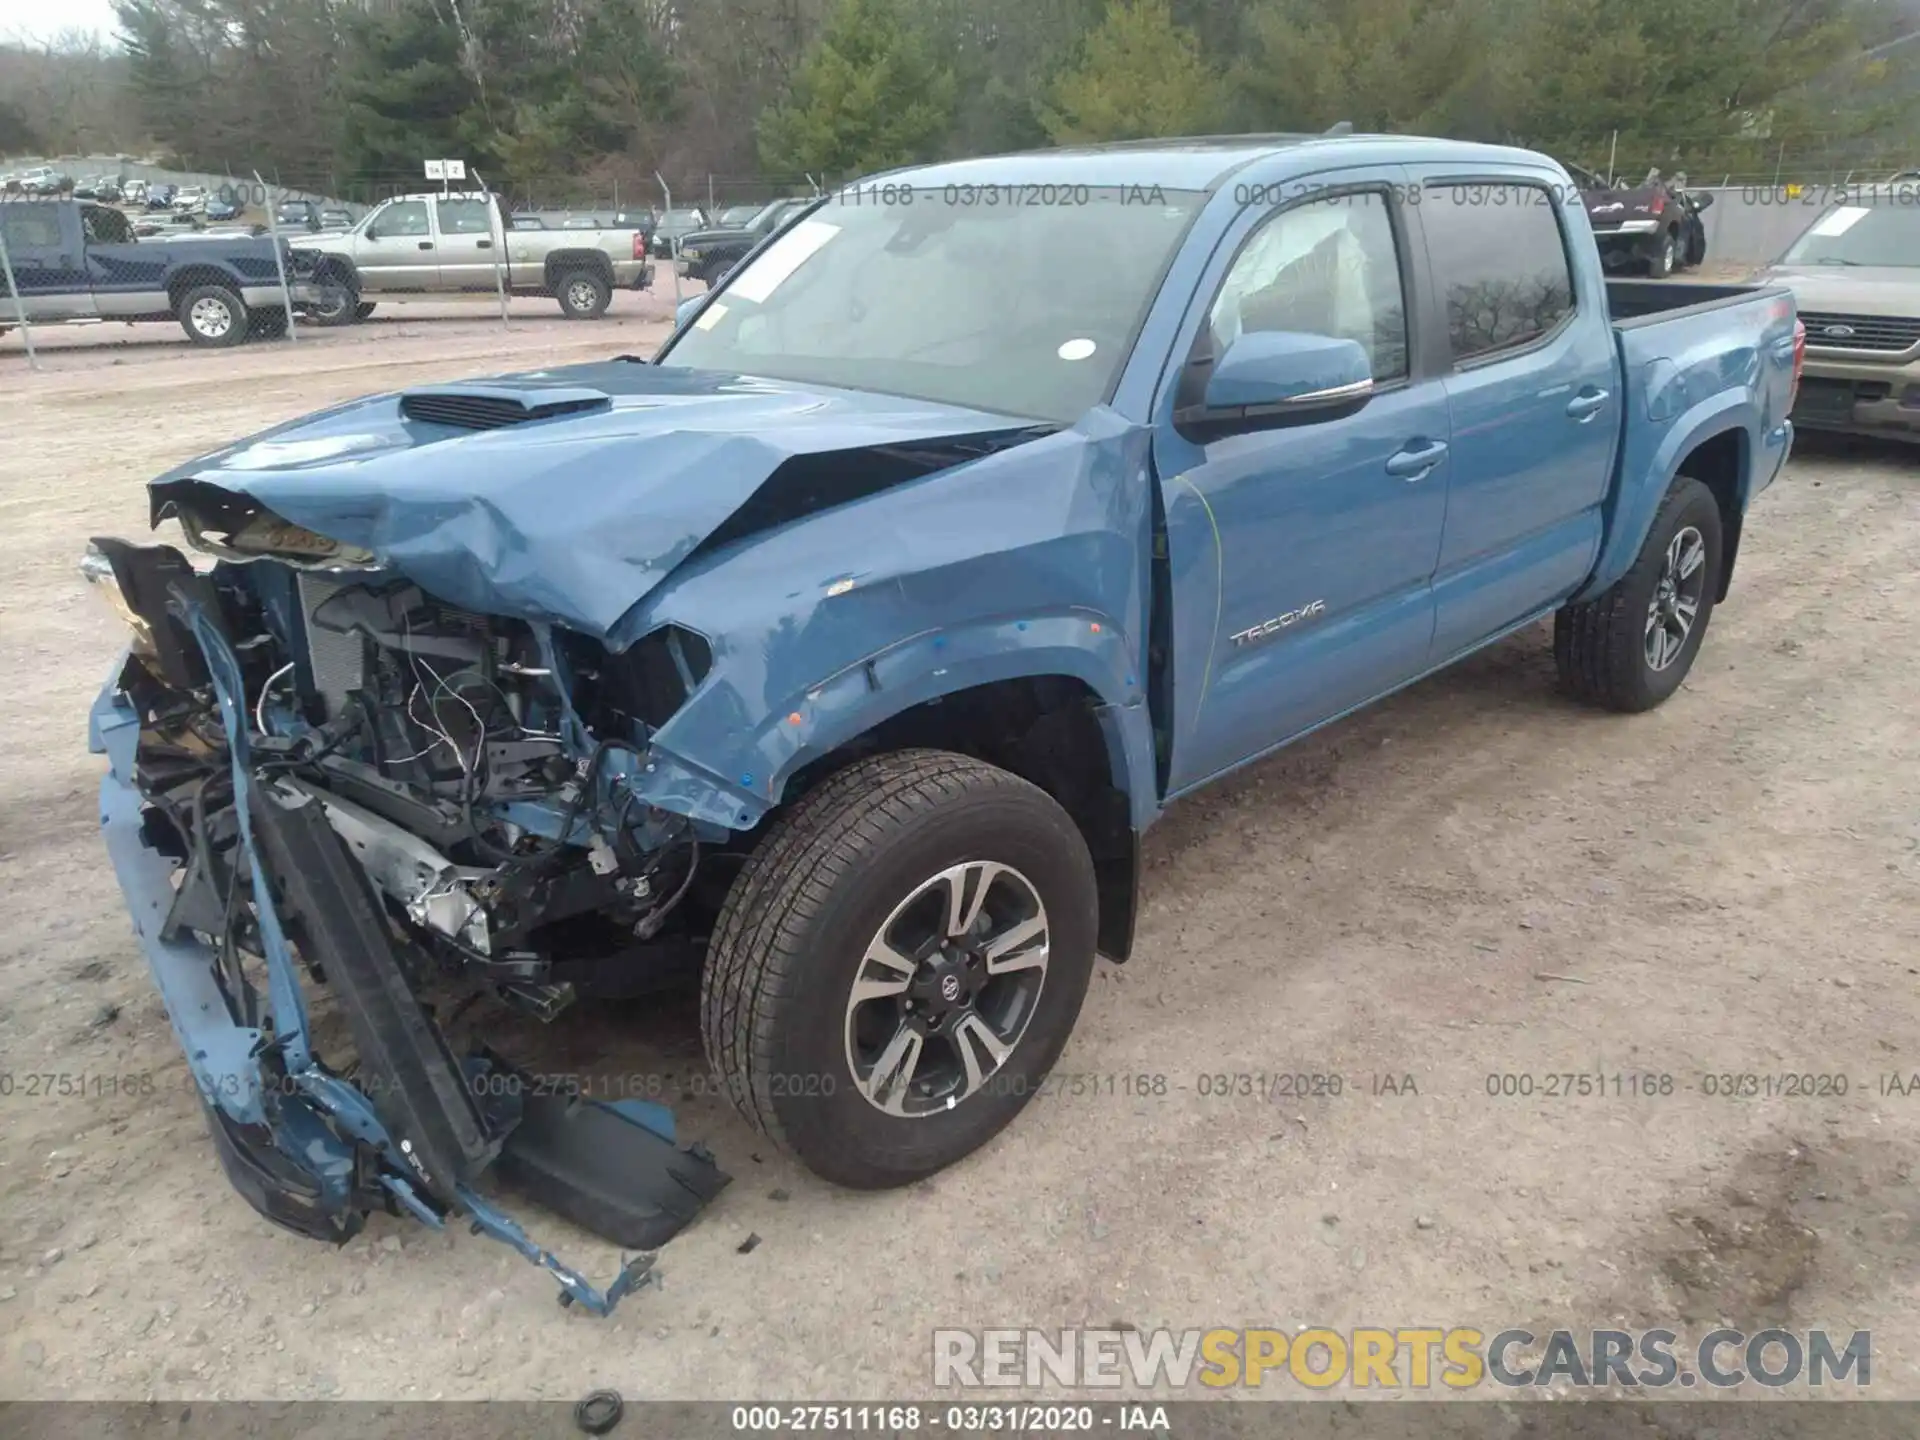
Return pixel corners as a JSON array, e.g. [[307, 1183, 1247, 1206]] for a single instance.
[[1694, 192, 1715, 211], [1182, 331, 1373, 428], [676, 297, 702, 328], [363, 225, 378, 240]]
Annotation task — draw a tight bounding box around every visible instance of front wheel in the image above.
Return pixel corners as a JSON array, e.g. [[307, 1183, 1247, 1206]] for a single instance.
[[702, 750, 1099, 1189], [307, 273, 360, 327], [556, 269, 611, 319], [1554, 476, 1723, 712]]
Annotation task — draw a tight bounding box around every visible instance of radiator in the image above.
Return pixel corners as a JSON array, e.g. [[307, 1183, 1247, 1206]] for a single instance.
[[297, 572, 368, 719]]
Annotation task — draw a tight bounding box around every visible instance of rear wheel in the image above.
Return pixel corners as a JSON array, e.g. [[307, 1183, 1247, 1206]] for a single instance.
[[1647, 228, 1677, 279], [702, 750, 1099, 1189], [178, 284, 248, 347], [354, 302, 377, 320], [1555, 476, 1723, 712], [556, 269, 611, 319]]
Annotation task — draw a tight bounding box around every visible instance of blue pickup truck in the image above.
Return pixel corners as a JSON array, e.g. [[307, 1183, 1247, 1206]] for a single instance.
[[2, 199, 317, 345], [83, 134, 1799, 1312]]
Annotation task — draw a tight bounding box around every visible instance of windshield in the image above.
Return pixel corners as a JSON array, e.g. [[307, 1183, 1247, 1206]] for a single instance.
[[1782, 202, 1920, 267], [660, 186, 1205, 424], [662, 209, 704, 228]]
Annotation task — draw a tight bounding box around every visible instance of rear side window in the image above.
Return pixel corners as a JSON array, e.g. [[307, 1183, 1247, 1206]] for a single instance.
[[437, 199, 491, 234], [1421, 183, 1575, 362], [1, 205, 62, 250]]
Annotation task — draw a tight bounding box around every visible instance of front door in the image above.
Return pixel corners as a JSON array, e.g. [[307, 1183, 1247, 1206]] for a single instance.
[[1154, 175, 1451, 794], [356, 199, 437, 292]]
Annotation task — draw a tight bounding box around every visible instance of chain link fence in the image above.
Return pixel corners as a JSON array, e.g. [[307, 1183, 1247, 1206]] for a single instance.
[[7, 131, 1915, 362]]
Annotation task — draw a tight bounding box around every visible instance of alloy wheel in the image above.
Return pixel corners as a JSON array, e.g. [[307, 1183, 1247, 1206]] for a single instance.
[[844, 860, 1050, 1117], [1645, 524, 1706, 671]]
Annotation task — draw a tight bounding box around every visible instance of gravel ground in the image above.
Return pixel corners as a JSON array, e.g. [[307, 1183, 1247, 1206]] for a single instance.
[[0, 314, 1916, 1405]]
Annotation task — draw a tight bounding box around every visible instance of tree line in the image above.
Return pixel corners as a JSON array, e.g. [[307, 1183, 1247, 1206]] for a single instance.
[[3, 0, 1916, 199]]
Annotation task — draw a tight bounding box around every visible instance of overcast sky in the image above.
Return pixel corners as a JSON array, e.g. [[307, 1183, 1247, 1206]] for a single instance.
[[0, 0, 119, 45]]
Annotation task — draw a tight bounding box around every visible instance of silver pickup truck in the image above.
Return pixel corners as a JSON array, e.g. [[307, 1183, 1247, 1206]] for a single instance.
[[289, 191, 652, 324]]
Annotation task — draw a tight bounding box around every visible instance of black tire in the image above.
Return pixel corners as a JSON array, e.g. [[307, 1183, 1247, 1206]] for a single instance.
[[355, 302, 377, 320], [556, 268, 611, 319], [1555, 476, 1723, 713], [1647, 228, 1677, 279], [702, 749, 1099, 1189], [1685, 217, 1707, 267], [307, 270, 360, 327], [177, 283, 248, 347]]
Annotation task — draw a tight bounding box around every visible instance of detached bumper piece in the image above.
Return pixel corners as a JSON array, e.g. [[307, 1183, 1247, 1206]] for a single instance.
[[90, 588, 728, 1318]]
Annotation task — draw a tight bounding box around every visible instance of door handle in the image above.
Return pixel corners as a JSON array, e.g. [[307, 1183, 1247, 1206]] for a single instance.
[[417, 241, 434, 250], [1385, 440, 1448, 480], [1566, 389, 1610, 420], [476, 239, 492, 249]]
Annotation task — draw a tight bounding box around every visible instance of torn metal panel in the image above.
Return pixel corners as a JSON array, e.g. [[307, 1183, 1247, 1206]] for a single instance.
[[148, 361, 1056, 644]]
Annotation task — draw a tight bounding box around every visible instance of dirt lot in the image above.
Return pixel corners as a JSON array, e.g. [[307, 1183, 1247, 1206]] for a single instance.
[[0, 312, 1916, 1405]]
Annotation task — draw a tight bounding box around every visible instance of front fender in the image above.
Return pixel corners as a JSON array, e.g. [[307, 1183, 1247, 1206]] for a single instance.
[[1574, 384, 1753, 604], [620, 410, 1163, 832]]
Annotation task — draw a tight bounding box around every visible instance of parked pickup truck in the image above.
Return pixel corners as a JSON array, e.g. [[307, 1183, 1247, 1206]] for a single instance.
[[83, 135, 1798, 1314], [2, 199, 318, 345], [288, 190, 653, 324], [675, 196, 810, 285], [1568, 161, 1711, 277]]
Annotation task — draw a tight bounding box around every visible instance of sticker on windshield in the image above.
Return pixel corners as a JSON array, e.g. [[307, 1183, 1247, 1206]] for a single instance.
[[694, 303, 727, 331], [728, 220, 841, 304], [1057, 338, 1097, 361], [1809, 206, 1869, 237]]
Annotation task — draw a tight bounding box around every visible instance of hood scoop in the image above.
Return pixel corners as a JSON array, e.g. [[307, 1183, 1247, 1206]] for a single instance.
[[399, 385, 612, 431]]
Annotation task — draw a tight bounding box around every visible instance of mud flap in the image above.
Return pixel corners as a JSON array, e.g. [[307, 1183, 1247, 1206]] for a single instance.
[[491, 1071, 732, 1250]]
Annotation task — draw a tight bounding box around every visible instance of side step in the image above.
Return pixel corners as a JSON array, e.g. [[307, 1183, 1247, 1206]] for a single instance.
[[489, 1065, 731, 1250]]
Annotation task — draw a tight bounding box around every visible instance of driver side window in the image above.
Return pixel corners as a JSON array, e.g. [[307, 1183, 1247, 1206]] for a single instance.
[[1207, 190, 1409, 383], [380, 201, 430, 237]]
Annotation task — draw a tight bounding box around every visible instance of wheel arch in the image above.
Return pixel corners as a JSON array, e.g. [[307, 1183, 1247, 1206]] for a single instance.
[[774, 673, 1145, 963], [165, 264, 245, 308], [543, 248, 614, 289], [1575, 397, 1753, 605]]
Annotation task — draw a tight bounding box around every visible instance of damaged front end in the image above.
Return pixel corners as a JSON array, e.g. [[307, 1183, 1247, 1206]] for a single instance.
[[84, 525, 731, 1316]]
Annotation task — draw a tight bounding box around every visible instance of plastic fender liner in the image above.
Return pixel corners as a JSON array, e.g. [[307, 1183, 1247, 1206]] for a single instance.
[[249, 782, 497, 1203]]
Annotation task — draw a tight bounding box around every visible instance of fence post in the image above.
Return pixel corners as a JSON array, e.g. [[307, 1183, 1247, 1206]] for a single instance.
[[0, 218, 41, 372], [657, 172, 681, 307], [255, 170, 297, 345], [1606, 131, 1618, 186], [473, 170, 512, 330]]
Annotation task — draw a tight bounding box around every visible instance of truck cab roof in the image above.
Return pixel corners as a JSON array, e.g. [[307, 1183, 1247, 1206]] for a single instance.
[[882, 133, 1554, 191]]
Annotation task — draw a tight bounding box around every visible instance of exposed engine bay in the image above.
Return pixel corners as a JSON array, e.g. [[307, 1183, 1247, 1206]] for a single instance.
[[86, 533, 734, 1315], [110, 538, 730, 1015]]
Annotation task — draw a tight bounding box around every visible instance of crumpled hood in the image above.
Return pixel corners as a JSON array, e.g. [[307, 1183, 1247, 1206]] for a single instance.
[[150, 359, 1045, 644]]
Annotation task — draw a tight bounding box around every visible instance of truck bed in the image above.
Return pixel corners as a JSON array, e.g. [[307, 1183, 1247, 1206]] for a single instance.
[[1606, 278, 1774, 325], [1578, 278, 1799, 610]]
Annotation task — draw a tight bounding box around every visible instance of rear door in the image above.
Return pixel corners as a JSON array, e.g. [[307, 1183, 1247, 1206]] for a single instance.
[[433, 197, 498, 292], [1406, 172, 1619, 660], [1153, 171, 1452, 794], [356, 199, 436, 292], [2, 203, 95, 320], [79, 204, 168, 318]]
